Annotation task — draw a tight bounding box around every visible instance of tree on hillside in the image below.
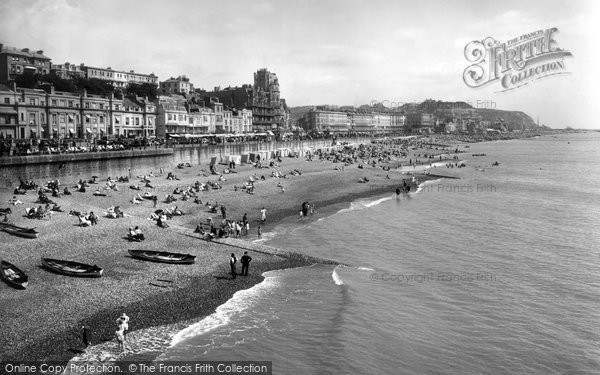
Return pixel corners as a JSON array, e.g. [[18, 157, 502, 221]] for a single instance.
[[14, 71, 40, 89], [42, 74, 78, 92], [126, 82, 157, 101], [73, 77, 115, 96]]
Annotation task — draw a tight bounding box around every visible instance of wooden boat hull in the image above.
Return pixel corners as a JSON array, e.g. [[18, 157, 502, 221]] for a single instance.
[[41, 258, 103, 278], [0, 222, 39, 239], [0, 260, 28, 289], [128, 250, 196, 264]]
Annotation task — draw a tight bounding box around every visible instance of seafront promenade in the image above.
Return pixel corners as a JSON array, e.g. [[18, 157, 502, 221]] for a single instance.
[[0, 138, 368, 190]]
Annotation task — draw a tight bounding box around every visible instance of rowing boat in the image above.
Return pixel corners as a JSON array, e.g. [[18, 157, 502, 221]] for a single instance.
[[0, 260, 28, 289], [128, 250, 196, 264], [41, 258, 103, 277], [0, 222, 39, 239]]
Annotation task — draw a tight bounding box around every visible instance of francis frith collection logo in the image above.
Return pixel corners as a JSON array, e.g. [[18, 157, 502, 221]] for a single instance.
[[463, 27, 572, 91]]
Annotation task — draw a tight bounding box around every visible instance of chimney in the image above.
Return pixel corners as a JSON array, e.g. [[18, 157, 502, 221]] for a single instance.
[[21, 48, 30, 53], [36, 50, 43, 55], [0, 44, 4, 51]]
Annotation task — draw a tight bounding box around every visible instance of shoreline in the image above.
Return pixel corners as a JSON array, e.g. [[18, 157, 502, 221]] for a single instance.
[[0, 137, 461, 366]]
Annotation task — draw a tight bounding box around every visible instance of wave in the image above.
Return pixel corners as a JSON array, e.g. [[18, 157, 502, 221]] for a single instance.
[[170, 273, 279, 346], [337, 196, 393, 214], [252, 230, 278, 243], [64, 272, 281, 371], [332, 266, 344, 285], [357, 266, 375, 271], [414, 178, 443, 194]]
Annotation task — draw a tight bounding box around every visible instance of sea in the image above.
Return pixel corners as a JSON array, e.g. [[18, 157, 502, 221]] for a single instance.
[[72, 132, 600, 374]]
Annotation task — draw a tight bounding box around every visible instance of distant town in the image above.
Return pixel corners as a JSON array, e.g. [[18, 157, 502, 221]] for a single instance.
[[0, 42, 550, 148]]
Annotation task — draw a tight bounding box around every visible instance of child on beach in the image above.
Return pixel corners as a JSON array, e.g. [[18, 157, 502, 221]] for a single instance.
[[117, 312, 130, 338], [115, 328, 125, 352], [230, 253, 237, 279]]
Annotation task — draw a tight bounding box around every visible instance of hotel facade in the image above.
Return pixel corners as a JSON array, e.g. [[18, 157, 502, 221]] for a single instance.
[[299, 108, 407, 134]]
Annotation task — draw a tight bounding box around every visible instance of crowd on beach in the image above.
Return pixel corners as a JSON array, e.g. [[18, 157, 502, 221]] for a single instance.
[[1, 135, 476, 357]]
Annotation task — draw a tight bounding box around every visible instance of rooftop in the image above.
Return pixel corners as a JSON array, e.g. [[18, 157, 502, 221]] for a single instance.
[[0, 44, 50, 60]]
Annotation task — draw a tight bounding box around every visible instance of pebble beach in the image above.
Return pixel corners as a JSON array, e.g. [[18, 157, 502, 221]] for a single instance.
[[0, 139, 456, 365]]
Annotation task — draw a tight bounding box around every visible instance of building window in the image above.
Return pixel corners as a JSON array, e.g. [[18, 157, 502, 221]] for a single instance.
[[41, 113, 45, 123], [125, 117, 130, 125], [52, 99, 57, 106], [68, 101, 73, 107], [100, 116, 104, 124], [20, 113, 24, 121], [52, 114, 57, 125], [3, 98, 8, 104], [135, 118, 139, 126], [85, 102, 90, 109], [29, 98, 35, 105]]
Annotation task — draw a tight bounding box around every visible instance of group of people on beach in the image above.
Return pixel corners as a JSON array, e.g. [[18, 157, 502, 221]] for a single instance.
[[80, 312, 130, 352], [230, 252, 252, 279]]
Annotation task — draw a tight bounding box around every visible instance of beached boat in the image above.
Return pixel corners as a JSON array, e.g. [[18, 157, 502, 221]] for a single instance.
[[0, 260, 28, 289], [41, 258, 103, 277], [0, 222, 39, 239], [128, 250, 196, 264]]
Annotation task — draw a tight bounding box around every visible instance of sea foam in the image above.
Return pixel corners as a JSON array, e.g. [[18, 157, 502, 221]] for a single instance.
[[170, 273, 278, 346]]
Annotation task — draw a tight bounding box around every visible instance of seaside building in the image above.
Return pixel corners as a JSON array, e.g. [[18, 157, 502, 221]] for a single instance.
[[200, 85, 253, 110], [0, 44, 51, 85], [118, 96, 156, 138], [155, 95, 188, 138], [232, 108, 252, 133], [350, 113, 375, 134], [188, 107, 216, 134], [52, 63, 159, 88], [159, 75, 193, 95], [0, 84, 19, 139], [50, 62, 85, 80], [252, 68, 287, 132], [373, 113, 391, 134], [389, 113, 406, 133], [0, 83, 123, 140], [302, 108, 350, 134], [406, 113, 434, 133]]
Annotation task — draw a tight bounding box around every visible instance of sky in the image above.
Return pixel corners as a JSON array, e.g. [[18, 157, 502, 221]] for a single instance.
[[0, 0, 598, 128]]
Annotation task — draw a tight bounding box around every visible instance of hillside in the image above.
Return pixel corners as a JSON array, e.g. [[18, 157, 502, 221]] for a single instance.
[[290, 100, 537, 129]]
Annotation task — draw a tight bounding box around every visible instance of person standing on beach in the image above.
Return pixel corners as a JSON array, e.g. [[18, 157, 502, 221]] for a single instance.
[[115, 327, 125, 352], [116, 313, 130, 339], [260, 207, 267, 223], [81, 325, 91, 347], [241, 252, 252, 276], [221, 205, 227, 219], [230, 253, 237, 279], [257, 225, 262, 239]]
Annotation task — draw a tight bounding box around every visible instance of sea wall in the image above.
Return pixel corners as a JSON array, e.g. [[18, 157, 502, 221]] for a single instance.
[[0, 138, 369, 188], [0, 149, 174, 188]]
